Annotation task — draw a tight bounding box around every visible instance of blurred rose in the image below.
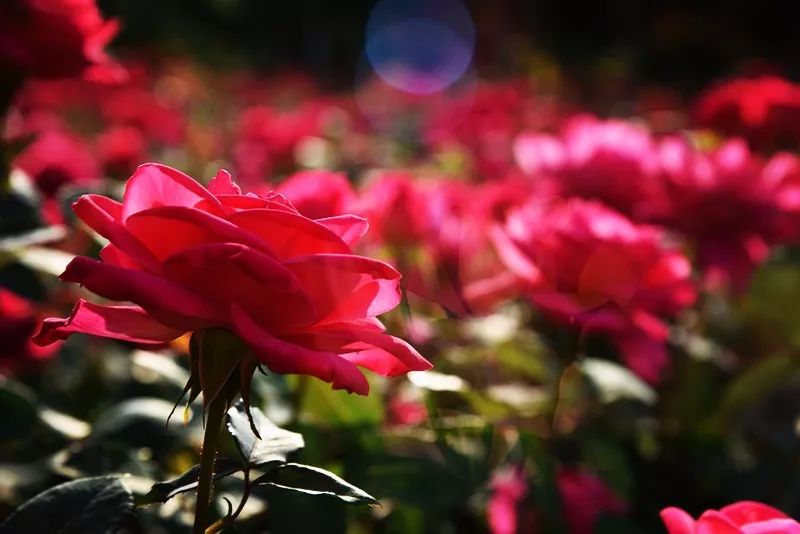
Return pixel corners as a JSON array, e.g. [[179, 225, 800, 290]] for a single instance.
[[96, 125, 148, 177], [488, 466, 528, 534], [0, 0, 124, 82], [234, 102, 337, 184], [385, 395, 427, 427], [277, 170, 356, 219], [493, 199, 695, 382], [661, 501, 800, 533], [424, 79, 547, 178], [694, 76, 800, 150], [0, 289, 59, 375], [34, 164, 431, 394], [652, 138, 800, 291], [13, 128, 98, 225], [514, 116, 662, 219], [356, 171, 432, 249], [558, 468, 626, 534], [409, 178, 531, 315], [100, 87, 185, 146]]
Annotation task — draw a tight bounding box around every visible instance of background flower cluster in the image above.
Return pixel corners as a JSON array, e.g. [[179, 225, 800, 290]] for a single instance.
[[2, 0, 800, 533]]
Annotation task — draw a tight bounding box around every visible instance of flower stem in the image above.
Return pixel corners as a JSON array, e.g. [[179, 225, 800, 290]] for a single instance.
[[193, 392, 228, 534]]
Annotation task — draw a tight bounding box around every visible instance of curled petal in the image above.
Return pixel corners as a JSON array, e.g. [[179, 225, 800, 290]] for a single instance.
[[231, 304, 369, 395], [207, 169, 242, 195], [721, 502, 789, 525], [33, 299, 185, 346], [162, 242, 315, 328], [228, 209, 350, 259], [285, 254, 401, 323], [696, 511, 745, 534], [660, 507, 696, 534], [73, 195, 160, 271], [315, 215, 369, 246], [292, 326, 432, 376], [126, 205, 277, 260], [60, 256, 222, 330], [122, 163, 220, 221]]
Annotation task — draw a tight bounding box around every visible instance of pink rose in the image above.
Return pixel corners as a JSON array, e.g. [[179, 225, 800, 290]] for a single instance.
[[514, 116, 662, 220], [0, 0, 124, 82], [661, 501, 800, 533], [653, 138, 800, 291], [33, 163, 431, 395], [355, 171, 432, 248], [493, 198, 695, 382], [277, 170, 356, 220], [488, 466, 529, 534]]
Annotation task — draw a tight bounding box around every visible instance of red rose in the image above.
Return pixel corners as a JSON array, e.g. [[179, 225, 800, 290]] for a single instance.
[[493, 198, 695, 382], [694, 76, 800, 150], [0, 289, 59, 375], [34, 164, 431, 394], [277, 170, 357, 220], [0, 0, 124, 82], [558, 468, 626, 534], [96, 125, 147, 177], [661, 501, 800, 533], [13, 129, 97, 193]]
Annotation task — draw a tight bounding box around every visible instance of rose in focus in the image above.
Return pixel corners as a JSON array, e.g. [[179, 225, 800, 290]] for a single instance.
[[661, 501, 800, 533], [33, 163, 431, 394]]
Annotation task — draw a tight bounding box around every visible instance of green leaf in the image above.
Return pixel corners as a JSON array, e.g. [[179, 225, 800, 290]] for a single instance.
[[0, 476, 135, 534], [138, 458, 242, 505], [226, 401, 304, 467], [710, 354, 800, 428], [300, 377, 382, 426], [254, 463, 378, 505], [0, 378, 38, 442]]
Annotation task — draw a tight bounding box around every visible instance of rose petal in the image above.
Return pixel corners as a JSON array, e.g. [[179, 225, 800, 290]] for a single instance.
[[291, 326, 432, 376], [316, 215, 369, 246], [162, 242, 315, 329], [122, 163, 220, 221], [231, 304, 369, 395], [73, 194, 160, 271], [227, 209, 350, 259], [696, 511, 745, 534], [33, 299, 184, 346], [721, 502, 790, 525], [207, 169, 242, 195], [285, 254, 401, 323], [126, 205, 277, 260], [60, 256, 221, 330], [660, 507, 696, 534]]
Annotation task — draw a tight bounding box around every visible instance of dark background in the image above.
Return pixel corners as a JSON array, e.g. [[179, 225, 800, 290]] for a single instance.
[[100, 0, 800, 94]]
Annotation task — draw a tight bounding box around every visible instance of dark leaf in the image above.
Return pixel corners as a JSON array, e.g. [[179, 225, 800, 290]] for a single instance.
[[138, 457, 242, 505], [0, 476, 135, 534], [226, 401, 304, 467], [254, 463, 378, 505], [0, 379, 38, 442]]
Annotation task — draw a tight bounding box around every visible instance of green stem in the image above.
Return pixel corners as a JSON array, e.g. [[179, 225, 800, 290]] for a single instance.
[[193, 393, 228, 534]]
